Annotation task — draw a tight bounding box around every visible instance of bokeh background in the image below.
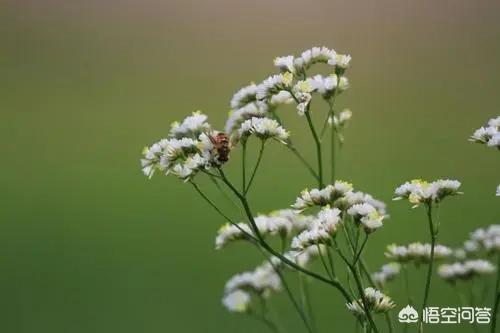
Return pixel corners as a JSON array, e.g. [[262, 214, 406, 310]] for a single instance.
[[2, 0, 500, 332]]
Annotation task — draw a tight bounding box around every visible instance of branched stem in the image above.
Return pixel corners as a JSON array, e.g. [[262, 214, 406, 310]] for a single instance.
[[304, 107, 323, 188], [217, 168, 352, 302], [244, 140, 265, 195]]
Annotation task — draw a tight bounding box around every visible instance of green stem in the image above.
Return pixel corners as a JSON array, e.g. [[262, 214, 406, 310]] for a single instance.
[[304, 108, 323, 188], [418, 204, 436, 333], [217, 168, 352, 302], [249, 310, 280, 333], [244, 140, 265, 195], [353, 233, 369, 266], [285, 144, 320, 182], [491, 254, 500, 333], [190, 181, 257, 242], [299, 274, 317, 333], [242, 141, 247, 193]]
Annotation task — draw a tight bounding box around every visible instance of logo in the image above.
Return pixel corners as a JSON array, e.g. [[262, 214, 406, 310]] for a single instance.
[[398, 305, 419, 323]]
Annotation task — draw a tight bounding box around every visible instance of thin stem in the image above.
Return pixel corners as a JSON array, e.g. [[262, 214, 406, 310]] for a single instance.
[[491, 254, 500, 333], [304, 108, 323, 188], [299, 274, 317, 333], [217, 168, 352, 302], [353, 233, 369, 266], [190, 181, 257, 242], [257, 246, 313, 333], [244, 140, 265, 195], [317, 244, 334, 280], [286, 144, 320, 182], [249, 310, 280, 333], [418, 204, 436, 333], [242, 141, 247, 193]]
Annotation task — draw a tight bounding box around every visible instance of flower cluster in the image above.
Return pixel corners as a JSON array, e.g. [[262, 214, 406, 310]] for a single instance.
[[438, 259, 496, 282], [394, 179, 462, 207], [224, 263, 282, 297], [463, 224, 500, 254], [273, 46, 350, 75], [291, 207, 341, 250], [346, 288, 395, 319], [372, 262, 401, 286], [141, 112, 226, 181], [215, 210, 316, 249], [238, 117, 289, 143], [470, 116, 500, 149], [347, 203, 384, 233], [385, 243, 453, 264], [222, 290, 251, 313]]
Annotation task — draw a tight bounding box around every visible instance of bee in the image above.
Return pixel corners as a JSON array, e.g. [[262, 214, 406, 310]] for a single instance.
[[209, 132, 231, 163]]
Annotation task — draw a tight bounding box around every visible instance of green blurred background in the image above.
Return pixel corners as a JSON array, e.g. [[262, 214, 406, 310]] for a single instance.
[[1, 0, 499, 332]]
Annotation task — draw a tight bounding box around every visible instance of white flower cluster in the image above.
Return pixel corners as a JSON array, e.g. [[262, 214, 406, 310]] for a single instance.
[[347, 203, 385, 233], [346, 287, 395, 319], [224, 264, 282, 298], [141, 112, 224, 180], [222, 290, 251, 313], [215, 210, 315, 249], [238, 117, 289, 143], [292, 181, 354, 211], [385, 243, 453, 264], [372, 262, 401, 286], [464, 224, 500, 253], [292, 181, 387, 218], [225, 102, 267, 135], [394, 179, 462, 207], [291, 207, 341, 250], [438, 260, 496, 282], [273, 46, 350, 74], [330, 109, 353, 131], [470, 116, 500, 149], [497, 184, 500, 196]]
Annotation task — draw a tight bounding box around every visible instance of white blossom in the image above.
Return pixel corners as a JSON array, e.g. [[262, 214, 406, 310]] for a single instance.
[[394, 179, 462, 207], [292, 181, 354, 211], [438, 260, 496, 282], [372, 263, 401, 286], [215, 223, 253, 249], [256, 73, 293, 102], [291, 207, 340, 250], [169, 111, 210, 139], [347, 203, 384, 233], [238, 117, 289, 143], [225, 102, 267, 136], [347, 288, 395, 319], [222, 290, 251, 312], [273, 55, 295, 73], [385, 243, 453, 264], [231, 83, 258, 109], [224, 264, 282, 296], [497, 185, 500, 196], [470, 116, 500, 149]]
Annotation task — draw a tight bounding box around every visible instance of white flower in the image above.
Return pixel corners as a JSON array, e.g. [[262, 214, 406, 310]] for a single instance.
[[393, 179, 462, 207], [215, 223, 253, 249], [331, 109, 353, 129], [292, 181, 354, 211], [238, 117, 289, 143], [169, 111, 210, 139], [470, 116, 500, 149], [231, 83, 258, 109], [309, 75, 338, 97], [291, 207, 340, 250], [347, 203, 384, 233], [295, 46, 337, 71], [372, 263, 401, 286], [467, 224, 500, 253], [225, 264, 282, 296], [347, 288, 395, 319], [225, 102, 268, 136], [334, 54, 352, 70], [222, 290, 251, 312], [269, 90, 293, 106], [385, 243, 452, 264], [256, 73, 293, 101], [497, 185, 500, 196], [438, 260, 496, 282], [270, 209, 315, 232], [274, 55, 295, 73]]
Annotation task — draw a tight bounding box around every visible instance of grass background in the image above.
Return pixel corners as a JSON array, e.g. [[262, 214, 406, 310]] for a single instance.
[[1, 0, 499, 332]]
